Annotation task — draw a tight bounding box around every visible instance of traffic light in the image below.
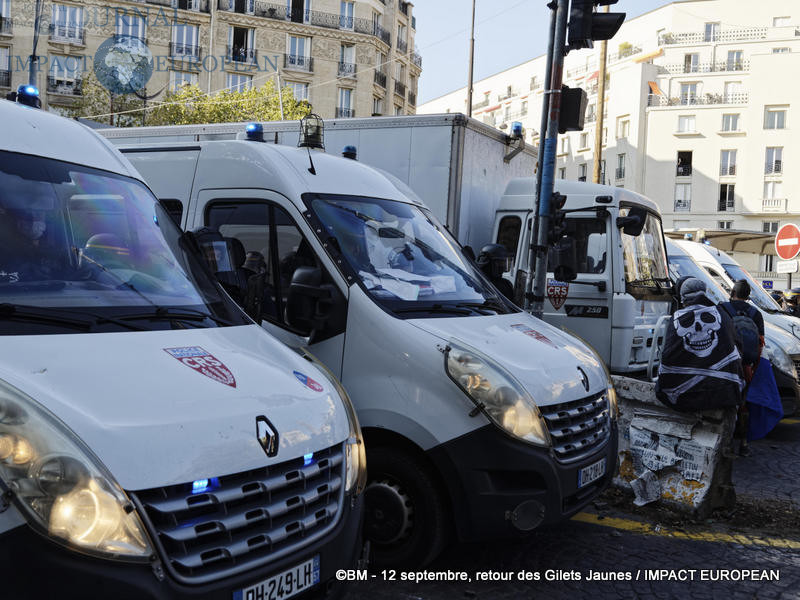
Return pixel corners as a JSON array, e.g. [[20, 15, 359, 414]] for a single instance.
[[559, 86, 588, 133], [568, 0, 626, 50]]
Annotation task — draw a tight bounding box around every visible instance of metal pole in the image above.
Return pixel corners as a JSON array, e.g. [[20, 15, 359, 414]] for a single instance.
[[523, 1, 558, 311], [28, 0, 44, 87], [530, 0, 569, 319], [466, 0, 476, 117], [276, 70, 285, 120], [592, 5, 609, 184]]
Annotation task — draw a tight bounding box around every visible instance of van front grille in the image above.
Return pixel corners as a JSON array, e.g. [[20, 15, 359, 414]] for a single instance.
[[129, 443, 345, 584], [540, 393, 610, 462]]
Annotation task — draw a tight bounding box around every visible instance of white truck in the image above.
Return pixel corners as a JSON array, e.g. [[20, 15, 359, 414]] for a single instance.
[[101, 119, 618, 569], [0, 93, 366, 599]]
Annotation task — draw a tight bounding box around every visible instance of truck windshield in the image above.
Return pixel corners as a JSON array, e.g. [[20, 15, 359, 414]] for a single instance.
[[668, 254, 728, 305], [621, 209, 670, 294], [722, 262, 783, 313], [0, 151, 249, 334], [308, 195, 515, 316]]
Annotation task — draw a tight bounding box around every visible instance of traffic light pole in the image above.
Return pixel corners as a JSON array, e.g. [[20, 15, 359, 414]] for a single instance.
[[529, 0, 570, 318], [523, 1, 557, 311]]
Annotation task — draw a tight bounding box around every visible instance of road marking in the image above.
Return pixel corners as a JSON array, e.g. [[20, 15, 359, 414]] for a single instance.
[[572, 512, 800, 549], [781, 418, 800, 425]]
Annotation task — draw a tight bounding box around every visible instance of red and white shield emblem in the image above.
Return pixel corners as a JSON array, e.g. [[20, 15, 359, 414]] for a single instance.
[[547, 278, 569, 310], [164, 346, 237, 388]]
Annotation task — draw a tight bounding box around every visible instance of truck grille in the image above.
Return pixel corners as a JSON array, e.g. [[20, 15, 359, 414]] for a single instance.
[[791, 356, 800, 380], [130, 443, 345, 584], [540, 393, 610, 462]]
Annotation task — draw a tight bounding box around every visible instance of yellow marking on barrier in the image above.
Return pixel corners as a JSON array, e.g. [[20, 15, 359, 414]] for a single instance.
[[572, 512, 800, 550]]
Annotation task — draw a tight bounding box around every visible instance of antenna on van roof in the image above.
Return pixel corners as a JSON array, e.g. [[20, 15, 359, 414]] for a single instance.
[[298, 114, 324, 175]]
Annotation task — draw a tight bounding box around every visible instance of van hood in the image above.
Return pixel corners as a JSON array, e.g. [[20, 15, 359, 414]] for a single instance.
[[408, 312, 608, 407], [765, 311, 800, 346], [0, 325, 348, 490]]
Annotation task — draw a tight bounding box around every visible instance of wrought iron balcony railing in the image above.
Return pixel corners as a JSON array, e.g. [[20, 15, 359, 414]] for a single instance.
[[284, 53, 313, 72], [47, 76, 82, 96], [337, 61, 356, 78], [374, 70, 387, 88]]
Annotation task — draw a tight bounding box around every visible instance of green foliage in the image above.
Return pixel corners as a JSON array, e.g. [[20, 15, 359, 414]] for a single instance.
[[63, 70, 146, 127], [144, 80, 312, 126]]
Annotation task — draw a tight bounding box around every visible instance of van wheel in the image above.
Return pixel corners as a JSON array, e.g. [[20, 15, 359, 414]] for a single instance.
[[364, 447, 449, 569]]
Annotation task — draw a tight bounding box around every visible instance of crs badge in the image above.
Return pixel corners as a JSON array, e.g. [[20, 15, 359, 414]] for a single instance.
[[547, 279, 569, 311], [164, 347, 236, 387], [256, 416, 279, 457]]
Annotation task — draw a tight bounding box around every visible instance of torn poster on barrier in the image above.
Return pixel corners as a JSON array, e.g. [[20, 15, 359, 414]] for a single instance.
[[629, 426, 681, 474], [630, 470, 660, 506], [674, 437, 714, 482], [630, 412, 698, 440]]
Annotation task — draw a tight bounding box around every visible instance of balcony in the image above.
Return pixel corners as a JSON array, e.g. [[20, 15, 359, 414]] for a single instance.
[[219, 0, 254, 13], [408, 90, 416, 106], [658, 27, 767, 45], [648, 93, 749, 107], [284, 54, 313, 72], [337, 61, 356, 78], [47, 76, 82, 96], [399, 1, 409, 16], [411, 52, 422, 68], [0, 69, 9, 88], [170, 42, 201, 59], [0, 16, 11, 36], [615, 167, 625, 180], [608, 45, 641, 63], [565, 64, 589, 79], [227, 46, 258, 65], [762, 198, 786, 212], [173, 0, 208, 10], [676, 165, 692, 177], [374, 70, 386, 88], [49, 23, 86, 45], [674, 200, 691, 212], [585, 112, 597, 123], [662, 60, 750, 74], [336, 107, 355, 118], [397, 38, 408, 54], [394, 81, 406, 98], [766, 161, 783, 175], [719, 165, 736, 176]]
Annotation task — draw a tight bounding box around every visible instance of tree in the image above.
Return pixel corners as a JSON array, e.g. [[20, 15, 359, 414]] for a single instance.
[[145, 80, 312, 126], [63, 70, 147, 127]]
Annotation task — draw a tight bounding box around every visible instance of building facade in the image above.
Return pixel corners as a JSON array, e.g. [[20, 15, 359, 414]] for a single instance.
[[0, 0, 422, 119], [419, 0, 800, 273]]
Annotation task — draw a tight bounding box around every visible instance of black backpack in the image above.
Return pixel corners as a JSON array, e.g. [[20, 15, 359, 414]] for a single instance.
[[721, 303, 760, 365]]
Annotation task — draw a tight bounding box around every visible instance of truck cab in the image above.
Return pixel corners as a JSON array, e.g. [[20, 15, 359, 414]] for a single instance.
[[493, 179, 672, 374], [115, 124, 618, 569]]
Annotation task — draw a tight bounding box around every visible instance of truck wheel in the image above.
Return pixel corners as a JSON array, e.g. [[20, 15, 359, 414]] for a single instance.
[[364, 447, 449, 569]]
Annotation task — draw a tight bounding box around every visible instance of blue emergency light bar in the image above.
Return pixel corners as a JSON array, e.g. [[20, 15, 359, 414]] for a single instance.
[[245, 122, 264, 141]]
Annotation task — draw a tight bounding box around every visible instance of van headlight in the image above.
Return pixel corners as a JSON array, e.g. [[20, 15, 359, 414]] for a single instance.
[[0, 380, 153, 561], [301, 349, 366, 496], [445, 342, 550, 446], [763, 336, 794, 378]]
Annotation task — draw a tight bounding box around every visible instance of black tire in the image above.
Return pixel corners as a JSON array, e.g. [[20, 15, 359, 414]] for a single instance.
[[364, 446, 449, 569]]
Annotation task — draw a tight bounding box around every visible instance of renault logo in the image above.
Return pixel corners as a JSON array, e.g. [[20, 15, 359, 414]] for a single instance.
[[577, 367, 590, 392], [256, 416, 279, 457]]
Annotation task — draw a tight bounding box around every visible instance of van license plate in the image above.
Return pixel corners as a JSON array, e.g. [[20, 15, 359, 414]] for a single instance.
[[234, 556, 320, 600], [578, 458, 606, 488]]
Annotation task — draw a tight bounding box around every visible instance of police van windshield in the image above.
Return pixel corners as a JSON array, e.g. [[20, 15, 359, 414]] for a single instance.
[[722, 262, 782, 313], [309, 195, 515, 316], [668, 254, 728, 305], [0, 151, 249, 334], [621, 209, 671, 295]]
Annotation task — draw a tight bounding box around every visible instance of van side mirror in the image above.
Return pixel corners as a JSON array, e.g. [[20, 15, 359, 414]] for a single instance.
[[286, 266, 345, 339], [551, 237, 578, 282], [616, 206, 647, 237], [462, 245, 476, 261]]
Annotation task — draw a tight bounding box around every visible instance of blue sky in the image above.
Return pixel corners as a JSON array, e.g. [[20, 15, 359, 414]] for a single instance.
[[414, 0, 676, 104]]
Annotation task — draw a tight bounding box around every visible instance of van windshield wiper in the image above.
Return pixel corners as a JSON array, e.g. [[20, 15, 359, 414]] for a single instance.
[[113, 306, 238, 327], [393, 303, 475, 316], [0, 303, 148, 332], [453, 299, 510, 314]]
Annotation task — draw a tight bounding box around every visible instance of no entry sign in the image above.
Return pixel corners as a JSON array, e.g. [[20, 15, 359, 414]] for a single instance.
[[775, 224, 800, 260]]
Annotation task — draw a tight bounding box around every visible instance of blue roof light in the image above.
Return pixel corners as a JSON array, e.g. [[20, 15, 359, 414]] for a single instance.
[[511, 121, 523, 137], [303, 452, 314, 466], [245, 122, 264, 141], [16, 84, 41, 108]]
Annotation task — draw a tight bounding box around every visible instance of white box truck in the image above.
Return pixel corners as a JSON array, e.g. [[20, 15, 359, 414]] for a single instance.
[[0, 93, 366, 599], [101, 119, 618, 569]]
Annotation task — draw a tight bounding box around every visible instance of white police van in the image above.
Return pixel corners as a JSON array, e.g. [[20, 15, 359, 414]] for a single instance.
[[0, 90, 365, 599], [105, 118, 619, 568]]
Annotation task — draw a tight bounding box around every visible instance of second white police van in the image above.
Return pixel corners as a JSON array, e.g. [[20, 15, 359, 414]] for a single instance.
[[111, 119, 620, 568]]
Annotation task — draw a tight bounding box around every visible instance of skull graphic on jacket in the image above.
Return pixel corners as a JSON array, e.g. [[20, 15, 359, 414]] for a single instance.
[[673, 305, 721, 358]]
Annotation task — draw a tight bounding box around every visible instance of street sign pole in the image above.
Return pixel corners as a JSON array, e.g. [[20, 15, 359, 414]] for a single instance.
[[530, 0, 569, 318]]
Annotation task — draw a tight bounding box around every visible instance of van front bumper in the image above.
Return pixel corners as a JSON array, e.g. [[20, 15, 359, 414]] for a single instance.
[[428, 422, 618, 542], [0, 494, 363, 600], [773, 364, 800, 417]]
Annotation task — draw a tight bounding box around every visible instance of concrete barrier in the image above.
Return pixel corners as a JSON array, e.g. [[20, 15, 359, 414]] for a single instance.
[[612, 375, 737, 518]]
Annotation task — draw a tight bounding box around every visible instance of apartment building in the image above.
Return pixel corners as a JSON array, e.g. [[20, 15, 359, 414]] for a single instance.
[[419, 0, 800, 272], [0, 0, 422, 119]]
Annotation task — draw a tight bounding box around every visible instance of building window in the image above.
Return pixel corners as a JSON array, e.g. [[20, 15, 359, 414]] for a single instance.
[[229, 27, 255, 63], [721, 113, 739, 131], [116, 11, 146, 41], [172, 23, 199, 58], [579, 132, 589, 149], [764, 106, 787, 129], [559, 167, 566, 179], [616, 153, 625, 179], [339, 44, 356, 77], [704, 22, 720, 42], [521, 100, 528, 115], [764, 255, 775, 272], [718, 221, 733, 230], [763, 221, 779, 233], [720, 150, 737, 176], [773, 16, 790, 27], [51, 3, 84, 42], [680, 83, 698, 105], [723, 81, 742, 102], [676, 151, 692, 176], [287, 35, 311, 69], [718, 184, 735, 211], [603, 128, 608, 145], [678, 115, 696, 132], [395, 105, 403, 116], [675, 183, 691, 211], [578, 163, 587, 181], [372, 96, 383, 116], [169, 70, 197, 91], [764, 180, 783, 199], [616, 116, 630, 138], [49, 54, 81, 94], [683, 53, 699, 73], [560, 137, 569, 154], [339, 0, 354, 29], [766, 147, 783, 174], [337, 87, 353, 117], [773, 47, 791, 53], [287, 80, 309, 101], [226, 73, 252, 92], [726, 50, 744, 71]]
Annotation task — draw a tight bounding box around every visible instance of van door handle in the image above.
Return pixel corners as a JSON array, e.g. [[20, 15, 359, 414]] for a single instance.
[[570, 280, 607, 292]]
